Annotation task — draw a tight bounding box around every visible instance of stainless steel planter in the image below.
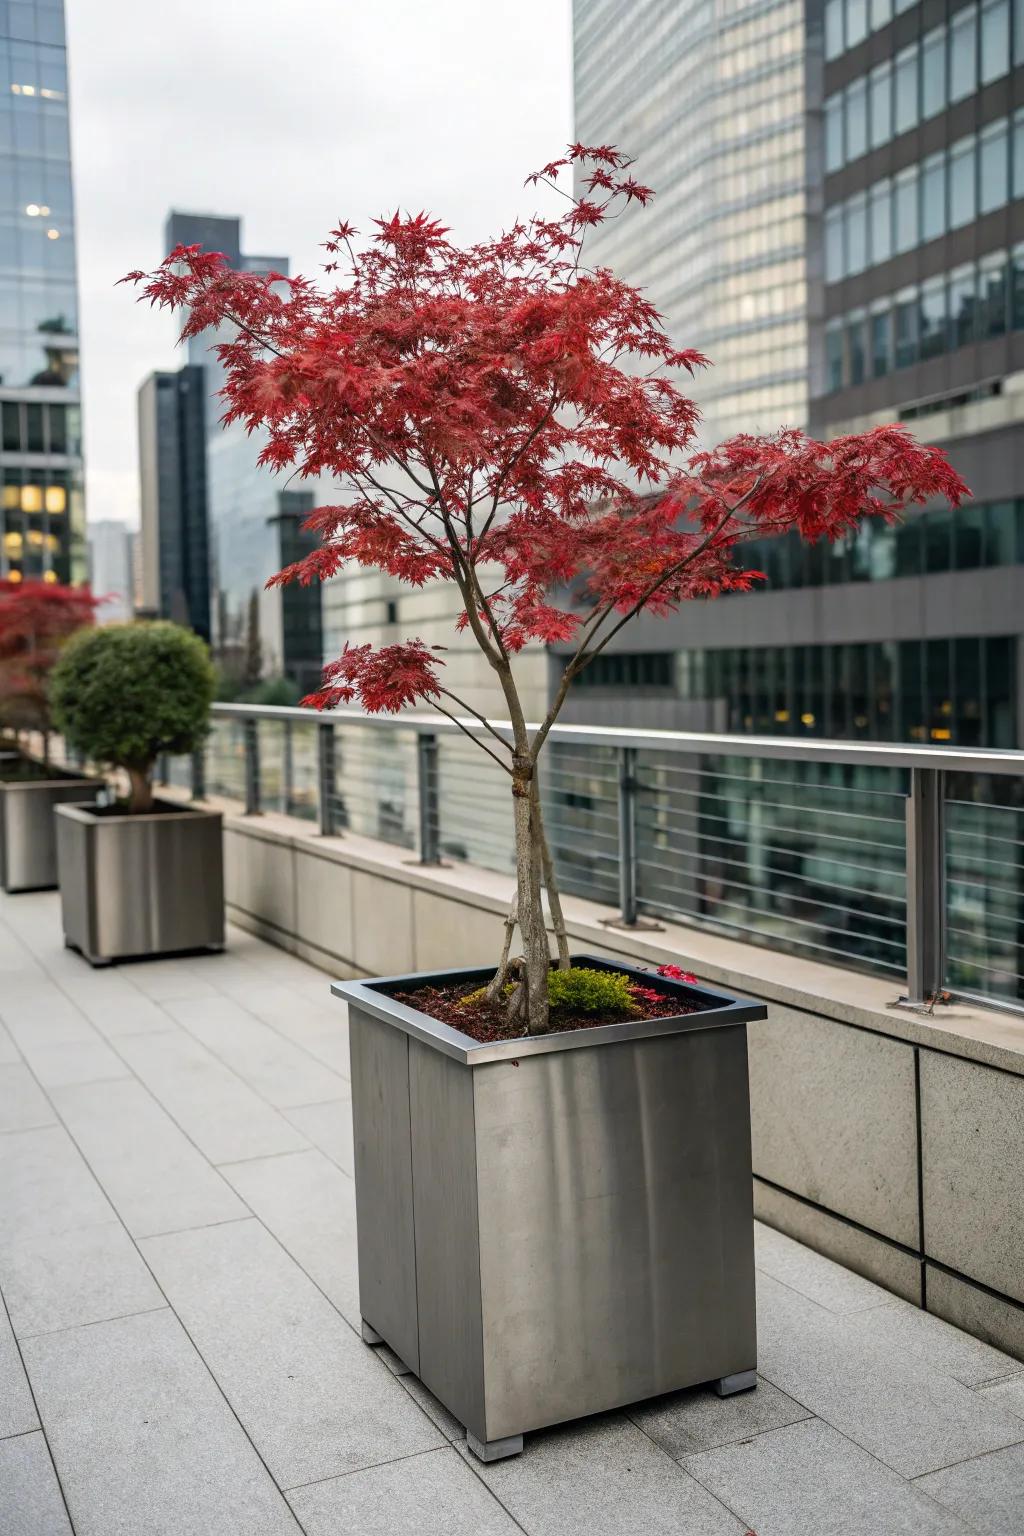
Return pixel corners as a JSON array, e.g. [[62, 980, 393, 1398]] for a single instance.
[[334, 957, 767, 1461], [55, 800, 224, 964], [0, 760, 98, 893]]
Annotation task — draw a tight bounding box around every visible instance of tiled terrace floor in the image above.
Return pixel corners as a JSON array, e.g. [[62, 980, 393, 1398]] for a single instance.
[[2, 890, 1024, 1536]]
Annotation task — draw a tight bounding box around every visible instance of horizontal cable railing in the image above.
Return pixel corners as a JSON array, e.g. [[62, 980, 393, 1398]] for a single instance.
[[153, 702, 1024, 1013]]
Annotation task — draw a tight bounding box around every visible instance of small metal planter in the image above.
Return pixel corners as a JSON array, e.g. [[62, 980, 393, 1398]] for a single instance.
[[0, 758, 98, 893], [334, 955, 767, 1462], [55, 799, 224, 965]]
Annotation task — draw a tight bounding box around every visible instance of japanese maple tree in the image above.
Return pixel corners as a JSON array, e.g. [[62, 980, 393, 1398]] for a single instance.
[[126, 145, 966, 1033], [0, 578, 98, 749]]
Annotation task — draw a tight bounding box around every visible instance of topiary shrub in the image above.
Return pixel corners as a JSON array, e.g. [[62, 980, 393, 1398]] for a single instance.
[[50, 621, 215, 813], [462, 965, 639, 1017]]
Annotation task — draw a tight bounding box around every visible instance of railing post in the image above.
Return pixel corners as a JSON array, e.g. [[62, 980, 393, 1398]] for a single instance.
[[317, 721, 336, 836], [617, 746, 639, 927], [904, 767, 946, 1005], [190, 746, 206, 802], [417, 731, 441, 864], [283, 721, 294, 816], [243, 718, 261, 816]]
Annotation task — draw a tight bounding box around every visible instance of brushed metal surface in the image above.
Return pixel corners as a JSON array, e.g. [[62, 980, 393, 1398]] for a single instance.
[[346, 977, 761, 1446], [0, 773, 97, 892], [409, 1037, 484, 1439], [349, 1011, 420, 1374], [55, 801, 224, 962]]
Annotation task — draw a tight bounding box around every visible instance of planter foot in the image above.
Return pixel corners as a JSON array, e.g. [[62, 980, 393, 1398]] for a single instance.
[[714, 1370, 757, 1397], [466, 1430, 523, 1463], [360, 1319, 384, 1346]]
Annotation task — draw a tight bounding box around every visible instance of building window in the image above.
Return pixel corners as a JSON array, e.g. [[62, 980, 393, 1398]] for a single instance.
[[894, 288, 919, 367], [948, 137, 976, 229], [847, 194, 867, 273], [979, 253, 1008, 337], [921, 153, 945, 243], [825, 207, 844, 282], [1014, 111, 1024, 200], [869, 180, 892, 264], [825, 321, 845, 391], [919, 279, 947, 359], [921, 27, 946, 118], [825, 95, 844, 173], [950, 4, 978, 101], [870, 304, 891, 376], [1013, 244, 1024, 329], [980, 0, 1010, 83], [894, 44, 918, 136], [847, 0, 868, 45], [846, 310, 866, 384], [845, 77, 868, 161], [948, 264, 977, 348], [894, 168, 918, 254], [869, 61, 892, 149], [871, 0, 893, 24], [979, 120, 1008, 215], [825, 0, 845, 58]]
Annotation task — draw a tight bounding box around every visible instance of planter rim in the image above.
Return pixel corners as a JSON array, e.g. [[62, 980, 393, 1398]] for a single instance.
[[333, 953, 766, 1065], [55, 799, 222, 826], [0, 758, 95, 792]]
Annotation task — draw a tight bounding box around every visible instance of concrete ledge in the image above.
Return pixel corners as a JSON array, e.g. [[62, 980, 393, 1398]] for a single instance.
[[194, 794, 1024, 1361]]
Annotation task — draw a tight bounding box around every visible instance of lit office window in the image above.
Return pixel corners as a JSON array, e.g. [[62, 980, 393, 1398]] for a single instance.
[[825, 95, 844, 172], [980, 0, 1010, 83], [847, 194, 868, 273], [825, 0, 844, 57], [894, 288, 919, 366], [869, 180, 892, 263], [845, 77, 868, 160], [979, 253, 1008, 337], [950, 4, 978, 101], [894, 44, 918, 135], [869, 62, 892, 148], [846, 309, 867, 383], [870, 304, 891, 376], [919, 278, 947, 359], [825, 207, 844, 281], [894, 167, 918, 253], [948, 265, 977, 348], [979, 120, 1009, 214], [921, 152, 945, 242], [921, 28, 946, 118], [948, 137, 977, 228]]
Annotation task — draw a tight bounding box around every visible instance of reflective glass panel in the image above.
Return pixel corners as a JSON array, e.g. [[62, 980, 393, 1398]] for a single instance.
[[847, 0, 868, 45], [825, 0, 844, 57], [921, 28, 945, 118], [921, 152, 945, 242], [894, 288, 918, 366], [894, 44, 918, 135], [870, 305, 891, 376], [869, 61, 892, 148], [825, 207, 844, 281], [979, 253, 1008, 336], [846, 310, 866, 384], [919, 279, 947, 358], [825, 95, 844, 172], [949, 137, 976, 228], [847, 195, 867, 273], [980, 0, 1010, 82], [846, 78, 868, 161], [870, 179, 892, 263], [870, 0, 892, 23], [948, 265, 977, 347], [825, 321, 845, 390], [894, 167, 918, 253], [979, 120, 1008, 214], [950, 4, 978, 101]]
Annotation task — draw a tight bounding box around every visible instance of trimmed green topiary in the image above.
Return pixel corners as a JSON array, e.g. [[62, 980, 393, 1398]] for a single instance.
[[50, 621, 215, 813]]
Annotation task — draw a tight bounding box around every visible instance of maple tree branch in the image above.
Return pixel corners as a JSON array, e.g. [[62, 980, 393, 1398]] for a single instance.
[[435, 687, 513, 752], [424, 697, 513, 775]]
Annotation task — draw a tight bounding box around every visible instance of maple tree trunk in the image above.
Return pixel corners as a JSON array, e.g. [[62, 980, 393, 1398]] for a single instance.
[[127, 765, 154, 816], [531, 775, 570, 971], [510, 754, 552, 1035]]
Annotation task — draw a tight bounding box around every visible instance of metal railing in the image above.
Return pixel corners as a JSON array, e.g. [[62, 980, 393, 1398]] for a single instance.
[[162, 702, 1024, 1013]]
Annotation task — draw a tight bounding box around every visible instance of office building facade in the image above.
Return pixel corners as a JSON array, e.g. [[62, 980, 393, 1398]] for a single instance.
[[0, 0, 84, 587], [85, 517, 133, 623]]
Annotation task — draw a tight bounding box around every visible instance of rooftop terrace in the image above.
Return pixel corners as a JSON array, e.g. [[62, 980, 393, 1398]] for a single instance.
[[3, 886, 1024, 1535]]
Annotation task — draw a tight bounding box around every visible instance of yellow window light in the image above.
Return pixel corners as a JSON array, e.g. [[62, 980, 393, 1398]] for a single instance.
[[20, 485, 42, 513], [46, 228, 59, 241], [6, 568, 22, 582], [3, 485, 19, 509], [26, 529, 44, 547], [43, 568, 57, 583], [2, 531, 23, 553], [44, 485, 66, 513], [800, 711, 816, 726], [774, 709, 790, 723], [931, 727, 952, 741]]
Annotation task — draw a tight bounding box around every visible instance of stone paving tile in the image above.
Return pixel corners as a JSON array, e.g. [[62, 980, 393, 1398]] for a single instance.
[[685, 1416, 973, 1535], [50, 1076, 247, 1239], [115, 957, 222, 1001], [0, 1018, 22, 1064], [845, 1296, 1024, 1387], [64, 975, 175, 1039], [0, 1062, 54, 1133], [115, 1029, 307, 1165], [139, 1217, 444, 1489], [289, 1445, 525, 1535], [0, 1429, 72, 1535], [162, 994, 349, 1109], [754, 1222, 894, 1314], [237, 985, 351, 1078], [756, 1272, 1024, 1478], [630, 1375, 811, 1459], [220, 1147, 361, 1327], [916, 1443, 1024, 1535], [283, 1096, 354, 1176], [978, 1374, 1024, 1420], [22, 1308, 303, 1535], [399, 1374, 466, 1443], [0, 1123, 161, 1337], [0, 1299, 37, 1439], [462, 1414, 745, 1535]]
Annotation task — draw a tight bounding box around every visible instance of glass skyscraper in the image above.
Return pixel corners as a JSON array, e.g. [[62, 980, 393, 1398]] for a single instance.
[[573, 0, 809, 445], [0, 0, 83, 585]]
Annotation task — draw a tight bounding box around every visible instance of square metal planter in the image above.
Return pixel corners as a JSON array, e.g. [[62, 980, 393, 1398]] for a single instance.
[[55, 799, 224, 965], [333, 955, 767, 1461], [0, 757, 98, 893]]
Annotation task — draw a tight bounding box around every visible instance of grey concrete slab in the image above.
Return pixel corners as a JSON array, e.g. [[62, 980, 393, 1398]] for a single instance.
[[754, 1220, 895, 1314], [0, 1019, 20, 1065], [756, 1272, 1024, 1478], [461, 1414, 745, 1535], [21, 1309, 303, 1536], [926, 1264, 1024, 1363], [220, 1147, 361, 1326], [0, 1430, 72, 1536], [51, 1077, 247, 1238], [754, 1179, 923, 1304], [237, 985, 351, 1078], [0, 1299, 37, 1438], [685, 1416, 974, 1535], [66, 976, 175, 1039], [921, 1051, 1024, 1305], [7, 1036, 131, 1091], [282, 1097, 353, 1176], [115, 958, 221, 1000], [0, 1063, 54, 1133], [916, 1443, 1024, 1535], [139, 1217, 444, 1489], [0, 1121, 162, 1336], [979, 1374, 1024, 1420], [115, 1029, 307, 1165], [162, 994, 348, 1109], [289, 1445, 523, 1535], [399, 1374, 467, 1443], [631, 1376, 811, 1459], [845, 1297, 1024, 1387]]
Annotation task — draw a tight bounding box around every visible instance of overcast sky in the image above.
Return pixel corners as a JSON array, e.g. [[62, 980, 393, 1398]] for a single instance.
[[65, 0, 572, 526]]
